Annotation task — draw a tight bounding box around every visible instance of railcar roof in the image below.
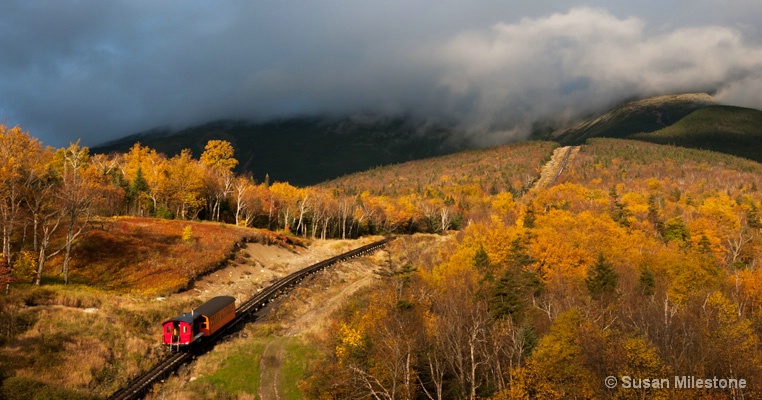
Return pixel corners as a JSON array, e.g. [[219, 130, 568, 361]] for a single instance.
[[163, 314, 194, 324], [192, 296, 236, 317], [162, 296, 236, 325]]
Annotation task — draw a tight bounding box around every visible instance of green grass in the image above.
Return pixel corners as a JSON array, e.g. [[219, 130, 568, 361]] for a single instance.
[[188, 335, 318, 399], [281, 338, 319, 400], [195, 337, 268, 397]]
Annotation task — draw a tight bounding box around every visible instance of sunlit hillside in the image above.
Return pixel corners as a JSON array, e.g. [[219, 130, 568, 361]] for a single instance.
[[2, 120, 762, 398], [632, 105, 762, 162], [301, 138, 762, 399], [545, 93, 715, 143]]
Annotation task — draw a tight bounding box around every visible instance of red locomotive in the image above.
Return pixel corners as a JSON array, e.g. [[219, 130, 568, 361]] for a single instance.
[[162, 296, 236, 347]]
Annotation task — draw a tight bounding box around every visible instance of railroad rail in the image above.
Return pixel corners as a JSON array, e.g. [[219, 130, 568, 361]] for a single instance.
[[552, 145, 575, 183], [108, 236, 393, 400]]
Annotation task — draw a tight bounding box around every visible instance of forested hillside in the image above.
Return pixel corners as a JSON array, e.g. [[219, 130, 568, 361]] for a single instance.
[[92, 117, 465, 186], [2, 123, 762, 398], [301, 139, 762, 398]]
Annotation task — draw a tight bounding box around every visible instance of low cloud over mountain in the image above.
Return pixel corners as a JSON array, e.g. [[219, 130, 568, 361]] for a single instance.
[[2, 2, 762, 147]]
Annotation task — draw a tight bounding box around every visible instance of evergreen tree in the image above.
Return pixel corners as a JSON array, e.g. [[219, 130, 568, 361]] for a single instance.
[[647, 194, 664, 236], [747, 203, 761, 229], [609, 186, 631, 227], [639, 267, 655, 296], [490, 270, 523, 320], [473, 245, 493, 281], [129, 167, 149, 214], [585, 253, 618, 301], [698, 234, 712, 254], [663, 216, 691, 246], [489, 238, 542, 322], [524, 205, 536, 228]]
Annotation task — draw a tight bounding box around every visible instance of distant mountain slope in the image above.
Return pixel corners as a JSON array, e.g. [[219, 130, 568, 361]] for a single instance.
[[631, 105, 762, 163], [545, 93, 715, 144], [92, 117, 468, 186], [320, 141, 558, 197]]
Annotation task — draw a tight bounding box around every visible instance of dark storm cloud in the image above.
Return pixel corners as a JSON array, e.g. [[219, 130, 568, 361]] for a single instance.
[[1, 1, 762, 147]]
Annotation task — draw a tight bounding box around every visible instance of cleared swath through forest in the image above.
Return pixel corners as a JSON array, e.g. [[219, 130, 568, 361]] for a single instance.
[[531, 145, 579, 191], [107, 237, 393, 400]]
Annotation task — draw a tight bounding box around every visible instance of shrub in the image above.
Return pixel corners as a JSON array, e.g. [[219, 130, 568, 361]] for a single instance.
[[11, 251, 37, 284], [182, 225, 193, 242]]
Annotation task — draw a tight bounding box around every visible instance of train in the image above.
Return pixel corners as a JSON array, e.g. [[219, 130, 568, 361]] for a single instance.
[[162, 296, 236, 348]]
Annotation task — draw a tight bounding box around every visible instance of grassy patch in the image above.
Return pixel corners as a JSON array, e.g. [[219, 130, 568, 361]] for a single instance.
[[193, 336, 269, 397], [0, 284, 199, 398], [1, 376, 98, 400], [180, 331, 319, 399], [281, 338, 319, 400]]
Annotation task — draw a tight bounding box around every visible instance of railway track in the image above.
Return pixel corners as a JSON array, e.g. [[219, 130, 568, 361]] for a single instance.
[[108, 236, 394, 400], [532, 145, 579, 191]]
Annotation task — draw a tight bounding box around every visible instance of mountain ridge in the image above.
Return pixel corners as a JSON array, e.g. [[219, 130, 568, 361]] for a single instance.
[[92, 116, 468, 186], [92, 92, 762, 186]]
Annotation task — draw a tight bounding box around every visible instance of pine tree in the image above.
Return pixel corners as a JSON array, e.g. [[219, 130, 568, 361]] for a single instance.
[[698, 234, 712, 254], [524, 206, 536, 228], [585, 253, 618, 301], [747, 203, 761, 229], [473, 245, 493, 281], [647, 194, 664, 236], [639, 267, 655, 296], [130, 167, 149, 214], [609, 186, 631, 227], [490, 270, 523, 320]]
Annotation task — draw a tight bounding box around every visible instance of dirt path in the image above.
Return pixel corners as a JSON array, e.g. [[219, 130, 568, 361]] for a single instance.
[[254, 251, 383, 400], [258, 337, 287, 400], [286, 275, 374, 336], [532, 145, 580, 191]]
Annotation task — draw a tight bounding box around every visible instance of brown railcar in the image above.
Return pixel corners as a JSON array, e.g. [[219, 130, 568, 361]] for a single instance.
[[162, 296, 236, 346]]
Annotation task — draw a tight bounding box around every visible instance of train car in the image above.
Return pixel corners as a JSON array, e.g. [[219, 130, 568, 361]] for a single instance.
[[162, 296, 236, 347]]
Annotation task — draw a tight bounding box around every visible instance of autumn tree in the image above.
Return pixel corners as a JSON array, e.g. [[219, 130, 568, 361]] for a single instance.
[[0, 257, 12, 292], [55, 142, 108, 284], [0, 125, 44, 264], [270, 182, 299, 232], [232, 175, 251, 226], [164, 149, 206, 219], [200, 140, 238, 221]]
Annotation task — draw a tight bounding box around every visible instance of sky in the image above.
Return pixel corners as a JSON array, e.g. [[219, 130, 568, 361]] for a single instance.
[[2, 1, 762, 148]]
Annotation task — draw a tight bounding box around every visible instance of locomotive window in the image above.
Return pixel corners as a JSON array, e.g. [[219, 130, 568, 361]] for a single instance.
[[165, 326, 170, 333], [182, 325, 187, 333]]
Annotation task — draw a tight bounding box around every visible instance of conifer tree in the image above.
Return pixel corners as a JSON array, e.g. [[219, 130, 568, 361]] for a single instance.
[[639, 267, 655, 296], [585, 253, 618, 301]]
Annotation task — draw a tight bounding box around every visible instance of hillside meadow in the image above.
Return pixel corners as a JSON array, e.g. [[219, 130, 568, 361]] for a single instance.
[[0, 217, 302, 399]]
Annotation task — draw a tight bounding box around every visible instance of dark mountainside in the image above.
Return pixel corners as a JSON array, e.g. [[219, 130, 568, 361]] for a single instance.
[[631, 105, 762, 163], [92, 116, 467, 186], [537, 93, 716, 144], [93, 93, 762, 185], [532, 92, 762, 162]]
